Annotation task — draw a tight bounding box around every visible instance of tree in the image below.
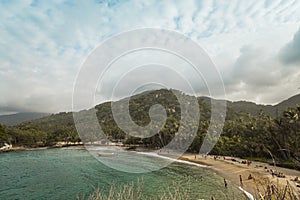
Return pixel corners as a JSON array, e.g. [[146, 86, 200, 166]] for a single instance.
[[0, 124, 10, 144]]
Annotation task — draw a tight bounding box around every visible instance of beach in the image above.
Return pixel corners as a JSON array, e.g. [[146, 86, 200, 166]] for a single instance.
[[181, 154, 300, 199]]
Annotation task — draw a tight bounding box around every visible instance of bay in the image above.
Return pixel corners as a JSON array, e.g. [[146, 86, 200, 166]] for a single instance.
[[0, 148, 243, 199]]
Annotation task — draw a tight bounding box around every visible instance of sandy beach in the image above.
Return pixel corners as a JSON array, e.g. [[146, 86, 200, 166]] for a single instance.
[[181, 154, 300, 199]]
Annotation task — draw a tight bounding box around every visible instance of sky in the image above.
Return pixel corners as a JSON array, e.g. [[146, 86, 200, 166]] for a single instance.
[[0, 0, 300, 114]]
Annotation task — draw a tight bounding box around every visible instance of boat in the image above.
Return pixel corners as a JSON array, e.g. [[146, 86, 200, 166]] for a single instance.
[[97, 153, 117, 157]]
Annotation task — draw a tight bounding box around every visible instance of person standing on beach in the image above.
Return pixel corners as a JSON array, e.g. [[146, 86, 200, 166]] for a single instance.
[[224, 178, 227, 188], [239, 175, 243, 187]]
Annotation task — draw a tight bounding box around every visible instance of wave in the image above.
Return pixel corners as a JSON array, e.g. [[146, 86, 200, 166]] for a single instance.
[[137, 151, 254, 200], [239, 187, 255, 200], [136, 151, 209, 168]]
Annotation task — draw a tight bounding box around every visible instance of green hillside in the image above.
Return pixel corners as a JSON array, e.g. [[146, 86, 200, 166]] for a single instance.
[[1, 89, 299, 168], [201, 94, 300, 117]]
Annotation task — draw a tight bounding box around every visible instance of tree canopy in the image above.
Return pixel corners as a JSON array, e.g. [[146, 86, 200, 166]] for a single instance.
[[1, 89, 299, 168]]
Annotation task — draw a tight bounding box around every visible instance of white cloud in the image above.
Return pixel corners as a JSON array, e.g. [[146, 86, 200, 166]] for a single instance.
[[0, 0, 300, 114]]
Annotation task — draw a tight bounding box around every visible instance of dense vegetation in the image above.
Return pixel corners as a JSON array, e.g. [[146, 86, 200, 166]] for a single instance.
[[0, 89, 299, 168], [0, 112, 80, 147]]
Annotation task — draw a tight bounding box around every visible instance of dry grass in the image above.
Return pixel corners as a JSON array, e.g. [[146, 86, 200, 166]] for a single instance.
[[82, 176, 298, 200], [83, 179, 246, 200], [253, 178, 298, 200], [86, 181, 142, 200], [84, 179, 192, 200]]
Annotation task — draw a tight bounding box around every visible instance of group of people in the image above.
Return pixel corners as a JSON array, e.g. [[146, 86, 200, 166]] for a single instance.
[[226, 157, 252, 167], [241, 160, 252, 166], [222, 174, 253, 188], [269, 169, 286, 178], [212, 155, 222, 160], [196, 154, 300, 190], [239, 174, 254, 187]]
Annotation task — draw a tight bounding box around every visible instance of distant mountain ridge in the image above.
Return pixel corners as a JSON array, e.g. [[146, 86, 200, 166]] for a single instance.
[[227, 94, 300, 117], [0, 112, 50, 126], [27, 90, 300, 130], [1, 91, 299, 126]]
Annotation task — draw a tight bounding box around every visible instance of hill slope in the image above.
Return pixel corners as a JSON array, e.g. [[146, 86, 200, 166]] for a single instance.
[[200, 94, 300, 117], [274, 94, 300, 115], [2, 91, 299, 127], [0, 112, 50, 126]]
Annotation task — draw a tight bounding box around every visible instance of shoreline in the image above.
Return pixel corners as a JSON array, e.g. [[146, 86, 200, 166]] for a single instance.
[[0, 143, 85, 153], [3, 145, 299, 198], [180, 154, 300, 199], [136, 151, 255, 199]]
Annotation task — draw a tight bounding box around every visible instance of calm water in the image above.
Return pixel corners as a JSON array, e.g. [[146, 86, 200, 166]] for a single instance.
[[0, 148, 243, 199]]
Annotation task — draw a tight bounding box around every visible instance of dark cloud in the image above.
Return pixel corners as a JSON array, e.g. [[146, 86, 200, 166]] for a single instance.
[[223, 44, 300, 104], [0, 106, 28, 114], [279, 27, 300, 65], [227, 46, 281, 87]]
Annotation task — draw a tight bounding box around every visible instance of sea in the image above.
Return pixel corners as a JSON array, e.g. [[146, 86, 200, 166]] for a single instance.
[[0, 147, 244, 199]]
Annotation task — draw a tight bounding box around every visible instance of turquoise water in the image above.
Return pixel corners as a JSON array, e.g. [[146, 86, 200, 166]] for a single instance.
[[0, 148, 243, 199]]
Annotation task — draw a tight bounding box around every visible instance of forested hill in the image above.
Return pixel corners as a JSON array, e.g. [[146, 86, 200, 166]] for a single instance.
[[3, 91, 299, 127], [2, 90, 299, 127], [274, 94, 300, 115], [199, 94, 300, 117], [1, 89, 300, 169]]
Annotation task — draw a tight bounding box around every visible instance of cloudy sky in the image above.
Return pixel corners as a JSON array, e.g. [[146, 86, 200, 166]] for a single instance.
[[0, 0, 300, 114]]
